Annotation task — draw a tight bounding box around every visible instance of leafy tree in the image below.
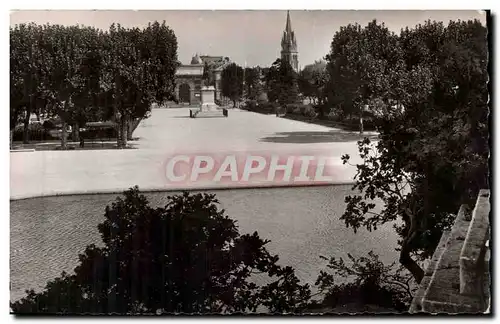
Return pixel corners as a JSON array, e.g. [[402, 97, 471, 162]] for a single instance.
[[10, 23, 46, 144], [99, 24, 139, 148], [127, 21, 178, 140], [221, 63, 244, 107], [243, 67, 262, 100], [297, 68, 315, 103], [67, 26, 104, 142], [325, 20, 403, 132], [314, 251, 416, 312], [94, 24, 161, 147], [276, 59, 300, 107], [36, 24, 86, 149], [298, 60, 327, 104], [94, 21, 178, 147], [298, 60, 329, 117], [10, 35, 26, 148], [264, 59, 299, 113], [263, 64, 279, 103], [324, 23, 362, 121], [340, 19, 488, 283], [10, 187, 412, 313], [11, 187, 311, 314]]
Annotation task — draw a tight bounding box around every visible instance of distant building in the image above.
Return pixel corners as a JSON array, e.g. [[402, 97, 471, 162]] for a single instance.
[[200, 55, 229, 66], [280, 10, 299, 72], [175, 54, 230, 105]]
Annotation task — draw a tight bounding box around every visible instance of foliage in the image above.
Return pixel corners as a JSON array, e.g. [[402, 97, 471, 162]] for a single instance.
[[11, 187, 416, 313], [11, 187, 312, 314], [338, 19, 488, 283], [298, 60, 328, 107], [325, 20, 405, 124], [100, 22, 178, 147], [10, 23, 47, 143], [42, 120, 56, 130], [244, 67, 262, 100], [221, 63, 244, 107], [263, 63, 279, 103], [9, 21, 178, 147], [315, 251, 416, 311], [264, 59, 299, 107], [244, 99, 258, 111], [301, 105, 317, 118]]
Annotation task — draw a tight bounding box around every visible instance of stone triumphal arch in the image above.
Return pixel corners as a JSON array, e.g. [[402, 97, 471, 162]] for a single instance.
[[174, 54, 229, 106]]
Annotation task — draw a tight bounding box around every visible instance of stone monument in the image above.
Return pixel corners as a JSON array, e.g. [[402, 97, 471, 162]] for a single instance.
[[200, 86, 217, 112], [190, 85, 228, 118]]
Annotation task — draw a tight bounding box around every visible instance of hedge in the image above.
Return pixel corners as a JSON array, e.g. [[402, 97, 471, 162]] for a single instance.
[[12, 125, 119, 142]]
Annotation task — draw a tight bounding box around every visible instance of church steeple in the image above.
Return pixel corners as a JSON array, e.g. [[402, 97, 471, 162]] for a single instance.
[[285, 10, 292, 34], [280, 10, 299, 72]]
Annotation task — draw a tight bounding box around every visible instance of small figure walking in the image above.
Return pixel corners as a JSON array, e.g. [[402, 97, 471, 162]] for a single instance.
[[79, 136, 85, 149]]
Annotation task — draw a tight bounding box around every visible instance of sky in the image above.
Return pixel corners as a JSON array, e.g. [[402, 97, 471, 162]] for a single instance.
[[10, 10, 487, 68]]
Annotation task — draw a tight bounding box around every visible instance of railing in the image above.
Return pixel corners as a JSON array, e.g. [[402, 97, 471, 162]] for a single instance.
[[409, 190, 490, 313]]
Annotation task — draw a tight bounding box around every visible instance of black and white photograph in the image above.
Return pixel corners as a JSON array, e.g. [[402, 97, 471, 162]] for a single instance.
[[8, 7, 491, 316]]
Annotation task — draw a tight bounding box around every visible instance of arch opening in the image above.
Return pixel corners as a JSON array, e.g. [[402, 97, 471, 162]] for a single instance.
[[179, 83, 191, 104]]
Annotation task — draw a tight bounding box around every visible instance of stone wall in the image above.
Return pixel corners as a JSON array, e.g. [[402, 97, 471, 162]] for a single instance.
[[409, 189, 491, 314]]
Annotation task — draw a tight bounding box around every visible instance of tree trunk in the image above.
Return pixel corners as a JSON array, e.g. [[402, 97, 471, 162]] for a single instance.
[[400, 244, 424, 284], [114, 73, 123, 149], [116, 118, 123, 149], [127, 121, 133, 141], [72, 123, 80, 142], [127, 118, 141, 141], [399, 205, 425, 284], [10, 129, 13, 150], [60, 121, 67, 150], [359, 108, 364, 135], [233, 99, 236, 108], [115, 117, 122, 148], [121, 116, 128, 148], [22, 106, 31, 144]]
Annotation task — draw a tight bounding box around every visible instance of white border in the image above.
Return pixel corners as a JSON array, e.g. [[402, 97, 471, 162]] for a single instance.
[[4, 2, 498, 10], [3, 1, 498, 323]]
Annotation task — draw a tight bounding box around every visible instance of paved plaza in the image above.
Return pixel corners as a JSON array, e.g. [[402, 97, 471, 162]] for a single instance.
[[10, 108, 375, 200]]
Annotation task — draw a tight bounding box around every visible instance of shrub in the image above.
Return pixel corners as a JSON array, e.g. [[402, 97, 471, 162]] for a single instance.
[[285, 104, 301, 114], [43, 120, 57, 130], [313, 104, 332, 119], [11, 188, 311, 314], [252, 102, 278, 114], [326, 109, 339, 120], [80, 126, 118, 140], [282, 104, 317, 118], [257, 92, 268, 104], [302, 105, 317, 118], [245, 100, 257, 111], [12, 127, 58, 142], [29, 122, 44, 131]]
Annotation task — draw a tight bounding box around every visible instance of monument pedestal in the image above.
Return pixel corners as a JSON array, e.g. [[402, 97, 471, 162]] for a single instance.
[[200, 86, 218, 111], [191, 86, 228, 118]]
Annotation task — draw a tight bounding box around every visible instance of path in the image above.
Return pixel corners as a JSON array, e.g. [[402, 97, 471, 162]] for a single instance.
[[10, 108, 375, 199]]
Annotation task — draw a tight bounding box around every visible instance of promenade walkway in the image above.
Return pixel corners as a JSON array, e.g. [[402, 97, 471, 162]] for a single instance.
[[10, 108, 377, 200]]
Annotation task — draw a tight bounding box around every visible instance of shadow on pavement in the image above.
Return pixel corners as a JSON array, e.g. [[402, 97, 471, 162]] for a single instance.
[[260, 130, 379, 144]]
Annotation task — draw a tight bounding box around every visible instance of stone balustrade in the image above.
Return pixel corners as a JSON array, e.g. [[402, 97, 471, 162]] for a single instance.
[[409, 189, 490, 314]]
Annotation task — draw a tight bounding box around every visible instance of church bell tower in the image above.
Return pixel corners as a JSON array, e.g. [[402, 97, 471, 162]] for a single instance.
[[280, 10, 299, 72]]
